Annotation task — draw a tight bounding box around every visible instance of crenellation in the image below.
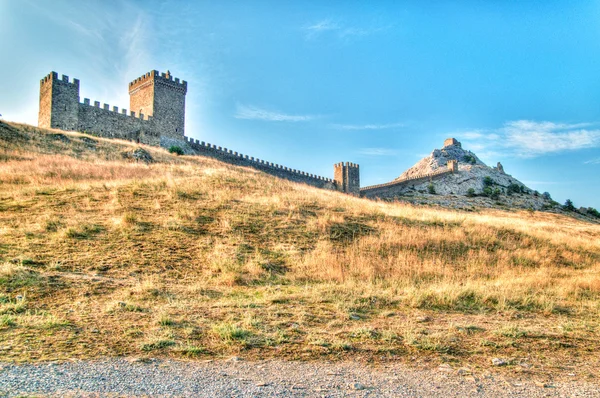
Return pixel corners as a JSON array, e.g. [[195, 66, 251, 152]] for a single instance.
[[38, 69, 356, 194]]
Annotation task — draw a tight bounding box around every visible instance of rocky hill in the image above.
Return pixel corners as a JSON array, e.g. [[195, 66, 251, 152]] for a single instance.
[[388, 139, 559, 211]]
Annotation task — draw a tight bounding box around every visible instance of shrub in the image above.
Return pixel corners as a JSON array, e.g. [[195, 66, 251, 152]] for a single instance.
[[533, 190, 539, 197], [463, 155, 476, 164], [169, 146, 184, 156], [482, 187, 493, 197], [563, 199, 575, 211], [427, 184, 436, 194], [542, 192, 552, 200], [490, 188, 501, 200], [466, 188, 476, 197], [587, 208, 600, 218], [507, 183, 521, 194], [483, 176, 494, 187]]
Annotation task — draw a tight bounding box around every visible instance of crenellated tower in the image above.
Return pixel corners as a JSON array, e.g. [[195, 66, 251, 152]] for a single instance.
[[128, 70, 187, 138], [334, 162, 360, 196], [38, 72, 80, 130]]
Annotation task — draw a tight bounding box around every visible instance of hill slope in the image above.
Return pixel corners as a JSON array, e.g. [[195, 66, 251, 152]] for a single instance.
[[1, 121, 600, 378]]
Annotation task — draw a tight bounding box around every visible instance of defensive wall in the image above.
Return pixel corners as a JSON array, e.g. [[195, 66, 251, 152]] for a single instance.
[[37, 70, 466, 199], [39, 70, 186, 147], [360, 160, 458, 199], [182, 137, 339, 189]]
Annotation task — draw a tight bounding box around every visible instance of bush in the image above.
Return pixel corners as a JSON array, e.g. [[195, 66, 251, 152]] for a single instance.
[[482, 186, 493, 197], [490, 188, 501, 200], [507, 183, 521, 194], [169, 146, 184, 156], [483, 176, 494, 187], [427, 184, 436, 194], [463, 155, 476, 164], [533, 190, 539, 197], [588, 208, 600, 218], [466, 188, 476, 197], [563, 199, 575, 211], [542, 192, 552, 200]]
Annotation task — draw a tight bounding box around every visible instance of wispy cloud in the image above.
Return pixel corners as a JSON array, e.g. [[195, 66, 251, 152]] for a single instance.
[[585, 158, 600, 164], [456, 120, 600, 159], [234, 104, 318, 122], [304, 18, 390, 40], [330, 122, 404, 130], [358, 148, 398, 156]]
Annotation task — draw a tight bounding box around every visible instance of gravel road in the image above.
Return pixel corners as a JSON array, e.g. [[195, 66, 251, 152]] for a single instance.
[[1, 358, 598, 397]]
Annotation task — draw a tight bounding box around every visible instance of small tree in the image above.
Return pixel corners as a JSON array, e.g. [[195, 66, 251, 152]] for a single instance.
[[563, 199, 575, 211], [169, 145, 184, 156], [542, 192, 552, 200], [588, 208, 600, 218], [533, 190, 539, 197], [490, 188, 501, 200], [483, 176, 494, 187], [466, 188, 476, 197], [427, 183, 436, 194], [507, 183, 521, 194]]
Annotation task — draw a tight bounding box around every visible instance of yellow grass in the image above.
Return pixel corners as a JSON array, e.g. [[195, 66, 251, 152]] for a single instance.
[[1, 121, 599, 379]]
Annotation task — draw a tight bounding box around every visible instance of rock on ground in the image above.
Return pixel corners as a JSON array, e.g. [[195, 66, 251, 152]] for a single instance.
[[1, 359, 598, 397]]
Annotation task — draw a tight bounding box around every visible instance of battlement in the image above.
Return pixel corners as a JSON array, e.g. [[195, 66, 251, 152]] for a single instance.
[[361, 162, 457, 194], [40, 71, 80, 88], [128, 70, 187, 94], [182, 136, 335, 185], [80, 98, 152, 120]]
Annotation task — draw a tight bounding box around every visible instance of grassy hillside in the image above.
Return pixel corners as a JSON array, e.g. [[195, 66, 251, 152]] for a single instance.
[[1, 121, 599, 379]]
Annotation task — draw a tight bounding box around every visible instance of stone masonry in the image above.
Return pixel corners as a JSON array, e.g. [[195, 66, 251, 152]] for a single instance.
[[38, 70, 359, 194], [39, 70, 187, 146]]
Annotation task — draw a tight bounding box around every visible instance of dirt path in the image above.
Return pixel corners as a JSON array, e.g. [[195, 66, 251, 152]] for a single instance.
[[1, 358, 598, 397]]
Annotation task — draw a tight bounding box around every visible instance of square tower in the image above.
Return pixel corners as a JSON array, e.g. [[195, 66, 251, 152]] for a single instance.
[[334, 162, 360, 196], [38, 72, 80, 130], [128, 70, 187, 138]]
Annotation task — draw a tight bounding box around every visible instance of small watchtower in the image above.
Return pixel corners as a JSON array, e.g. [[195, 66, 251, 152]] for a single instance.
[[38, 72, 80, 130], [128, 70, 188, 138], [447, 160, 458, 173], [334, 162, 360, 196], [443, 137, 461, 148]]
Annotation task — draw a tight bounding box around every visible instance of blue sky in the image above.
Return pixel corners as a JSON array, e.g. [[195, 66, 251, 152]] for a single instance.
[[1, 0, 599, 208]]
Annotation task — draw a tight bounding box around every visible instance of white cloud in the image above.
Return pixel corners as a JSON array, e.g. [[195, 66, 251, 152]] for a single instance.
[[358, 148, 398, 156], [457, 120, 600, 158], [234, 104, 317, 122], [330, 122, 404, 130], [304, 19, 389, 40], [584, 158, 600, 164]]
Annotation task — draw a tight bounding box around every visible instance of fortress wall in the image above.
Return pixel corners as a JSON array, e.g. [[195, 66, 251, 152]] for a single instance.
[[361, 168, 453, 199], [77, 101, 160, 146], [184, 137, 336, 190]]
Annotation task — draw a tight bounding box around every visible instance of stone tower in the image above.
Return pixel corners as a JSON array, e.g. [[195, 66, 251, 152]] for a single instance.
[[334, 162, 360, 196], [443, 137, 461, 148], [38, 72, 80, 130], [128, 70, 187, 138]]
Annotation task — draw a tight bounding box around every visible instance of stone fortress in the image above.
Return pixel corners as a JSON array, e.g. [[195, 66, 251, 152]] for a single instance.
[[39, 70, 461, 198]]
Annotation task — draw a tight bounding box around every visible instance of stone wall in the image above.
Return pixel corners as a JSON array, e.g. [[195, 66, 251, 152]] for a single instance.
[[183, 137, 337, 190], [39, 70, 186, 146], [77, 100, 160, 146], [361, 167, 453, 199]]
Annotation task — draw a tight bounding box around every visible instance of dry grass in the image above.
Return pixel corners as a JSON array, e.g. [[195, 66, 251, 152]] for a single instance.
[[1, 121, 600, 379]]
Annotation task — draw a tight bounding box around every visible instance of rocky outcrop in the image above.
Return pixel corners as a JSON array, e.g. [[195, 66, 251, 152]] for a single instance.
[[361, 138, 556, 211]]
